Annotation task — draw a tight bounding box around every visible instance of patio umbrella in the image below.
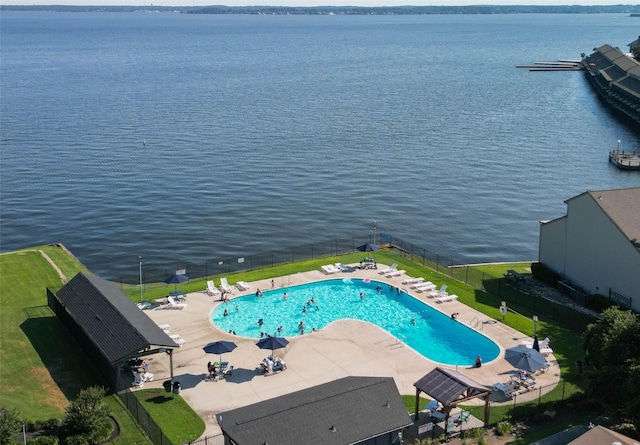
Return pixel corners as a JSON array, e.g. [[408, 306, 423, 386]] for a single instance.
[[504, 345, 547, 372], [256, 336, 289, 352], [203, 340, 237, 362], [163, 273, 189, 291], [357, 243, 379, 259], [532, 335, 540, 352]]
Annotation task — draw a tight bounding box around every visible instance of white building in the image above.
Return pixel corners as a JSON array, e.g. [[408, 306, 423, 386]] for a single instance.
[[538, 187, 640, 312]]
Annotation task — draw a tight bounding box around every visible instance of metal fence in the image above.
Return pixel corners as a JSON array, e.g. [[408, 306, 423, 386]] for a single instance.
[[181, 434, 225, 445], [116, 235, 377, 287], [117, 387, 175, 445], [384, 235, 597, 332]]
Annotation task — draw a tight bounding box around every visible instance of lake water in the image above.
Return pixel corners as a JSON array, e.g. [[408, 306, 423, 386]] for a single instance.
[[1, 12, 639, 280]]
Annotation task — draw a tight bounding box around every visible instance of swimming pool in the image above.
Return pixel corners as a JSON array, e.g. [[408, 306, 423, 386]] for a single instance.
[[211, 278, 500, 366]]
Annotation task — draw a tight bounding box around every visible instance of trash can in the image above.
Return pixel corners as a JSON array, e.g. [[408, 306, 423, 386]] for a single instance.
[[163, 380, 172, 393], [172, 381, 180, 395]]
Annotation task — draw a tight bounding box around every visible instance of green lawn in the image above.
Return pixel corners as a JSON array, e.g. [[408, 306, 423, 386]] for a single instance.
[[1, 245, 594, 444], [0, 246, 150, 445]]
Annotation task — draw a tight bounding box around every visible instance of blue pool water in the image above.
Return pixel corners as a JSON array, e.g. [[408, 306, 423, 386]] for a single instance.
[[212, 279, 500, 366]]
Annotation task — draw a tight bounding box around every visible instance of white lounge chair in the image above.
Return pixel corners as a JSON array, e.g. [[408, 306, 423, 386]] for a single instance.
[[236, 281, 250, 291], [378, 263, 397, 275], [335, 263, 355, 272], [403, 277, 424, 285], [386, 269, 405, 278], [412, 280, 432, 289], [132, 371, 154, 388], [219, 277, 233, 293], [426, 284, 447, 298], [416, 283, 437, 293], [169, 334, 186, 346], [492, 382, 517, 399], [206, 280, 220, 296], [321, 264, 340, 274], [436, 294, 458, 303], [166, 296, 187, 309]]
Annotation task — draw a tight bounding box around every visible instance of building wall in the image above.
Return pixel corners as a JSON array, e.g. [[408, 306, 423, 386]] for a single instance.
[[540, 193, 639, 311], [538, 216, 567, 271]]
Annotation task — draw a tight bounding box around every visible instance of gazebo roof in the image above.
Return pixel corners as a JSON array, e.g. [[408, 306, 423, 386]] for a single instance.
[[414, 367, 491, 407], [56, 272, 176, 364]]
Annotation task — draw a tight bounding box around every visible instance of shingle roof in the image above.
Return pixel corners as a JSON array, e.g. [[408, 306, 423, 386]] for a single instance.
[[585, 187, 640, 251], [413, 367, 490, 407], [56, 273, 176, 364], [568, 425, 639, 445], [217, 376, 412, 445]]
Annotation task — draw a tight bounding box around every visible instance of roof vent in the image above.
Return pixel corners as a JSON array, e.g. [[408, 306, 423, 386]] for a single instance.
[[330, 425, 337, 432], [385, 400, 390, 408]]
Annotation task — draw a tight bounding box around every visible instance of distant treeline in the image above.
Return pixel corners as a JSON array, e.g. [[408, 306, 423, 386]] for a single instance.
[[2, 4, 640, 14]]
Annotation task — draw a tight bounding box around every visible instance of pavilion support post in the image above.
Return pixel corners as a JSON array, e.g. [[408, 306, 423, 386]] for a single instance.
[[483, 395, 490, 428], [169, 350, 174, 379], [414, 388, 421, 421]]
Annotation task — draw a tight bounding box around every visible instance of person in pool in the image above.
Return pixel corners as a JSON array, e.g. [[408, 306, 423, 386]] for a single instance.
[[256, 289, 263, 297]]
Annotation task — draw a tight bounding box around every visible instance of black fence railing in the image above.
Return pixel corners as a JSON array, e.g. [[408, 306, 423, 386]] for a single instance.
[[117, 387, 175, 445], [116, 235, 378, 287], [181, 434, 225, 445]]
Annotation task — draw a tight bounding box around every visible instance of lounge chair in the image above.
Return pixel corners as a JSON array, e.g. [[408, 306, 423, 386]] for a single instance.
[[169, 334, 186, 346], [436, 294, 458, 303], [206, 280, 220, 296], [236, 281, 250, 291], [321, 264, 340, 274], [412, 280, 432, 289], [386, 269, 405, 278], [166, 296, 187, 309], [335, 263, 355, 272], [415, 282, 436, 293], [378, 263, 397, 275], [492, 382, 517, 399], [132, 371, 154, 388], [403, 277, 424, 285], [219, 277, 233, 293], [426, 284, 447, 298]]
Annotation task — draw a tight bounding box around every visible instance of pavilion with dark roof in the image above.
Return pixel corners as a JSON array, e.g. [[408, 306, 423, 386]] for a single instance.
[[47, 272, 176, 390], [217, 376, 413, 445], [413, 367, 491, 432]]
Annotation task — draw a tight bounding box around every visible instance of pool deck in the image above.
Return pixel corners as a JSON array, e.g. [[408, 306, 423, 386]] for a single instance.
[[140, 264, 561, 438]]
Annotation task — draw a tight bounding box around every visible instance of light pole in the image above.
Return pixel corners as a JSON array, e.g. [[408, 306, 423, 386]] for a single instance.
[[138, 256, 143, 303], [617, 139, 621, 151], [372, 220, 377, 245], [533, 315, 538, 337]]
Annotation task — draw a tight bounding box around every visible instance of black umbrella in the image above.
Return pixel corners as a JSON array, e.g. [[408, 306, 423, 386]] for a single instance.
[[504, 345, 546, 372], [532, 335, 540, 352], [256, 336, 289, 352], [163, 273, 189, 291], [203, 340, 237, 362], [357, 243, 380, 260]]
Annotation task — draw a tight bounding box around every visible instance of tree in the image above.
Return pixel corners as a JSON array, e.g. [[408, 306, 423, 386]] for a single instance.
[[0, 407, 22, 445], [62, 387, 112, 445], [583, 307, 640, 430]]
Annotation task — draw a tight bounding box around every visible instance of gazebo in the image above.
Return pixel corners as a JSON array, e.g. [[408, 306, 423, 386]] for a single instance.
[[413, 367, 491, 433]]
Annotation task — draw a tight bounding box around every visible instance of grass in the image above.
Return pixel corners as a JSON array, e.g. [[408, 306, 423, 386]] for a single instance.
[[1, 245, 594, 444], [0, 245, 150, 445], [136, 389, 205, 444]]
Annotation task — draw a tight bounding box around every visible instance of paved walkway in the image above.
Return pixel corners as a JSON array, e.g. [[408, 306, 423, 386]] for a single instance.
[[139, 264, 561, 438]]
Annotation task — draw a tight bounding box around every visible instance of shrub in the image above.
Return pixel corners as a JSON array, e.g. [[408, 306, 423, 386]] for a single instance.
[[27, 435, 59, 445], [531, 262, 560, 287], [496, 420, 512, 436]]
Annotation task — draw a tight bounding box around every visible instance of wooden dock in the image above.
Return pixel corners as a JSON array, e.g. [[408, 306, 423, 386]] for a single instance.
[[516, 60, 582, 71], [609, 150, 640, 170]]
